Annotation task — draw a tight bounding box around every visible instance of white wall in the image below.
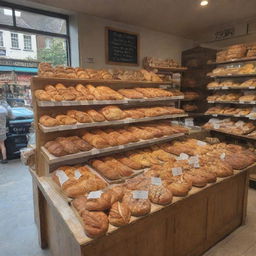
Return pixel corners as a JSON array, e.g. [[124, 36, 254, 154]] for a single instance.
[[77, 13, 194, 69], [0, 29, 37, 60]]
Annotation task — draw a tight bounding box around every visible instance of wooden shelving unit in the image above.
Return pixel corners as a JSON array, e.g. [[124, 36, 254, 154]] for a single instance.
[[208, 56, 256, 65]]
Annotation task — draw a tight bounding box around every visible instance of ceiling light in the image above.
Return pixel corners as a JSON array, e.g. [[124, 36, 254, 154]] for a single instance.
[[200, 0, 208, 6]]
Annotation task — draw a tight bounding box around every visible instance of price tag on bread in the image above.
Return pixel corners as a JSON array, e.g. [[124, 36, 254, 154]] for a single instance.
[[87, 190, 103, 199], [177, 153, 189, 160], [197, 140, 207, 146], [132, 190, 148, 199], [55, 170, 69, 186], [74, 170, 82, 180], [185, 118, 194, 127], [151, 177, 162, 186], [189, 155, 199, 165], [235, 121, 245, 127], [172, 167, 183, 176], [220, 152, 226, 160], [193, 162, 200, 168]]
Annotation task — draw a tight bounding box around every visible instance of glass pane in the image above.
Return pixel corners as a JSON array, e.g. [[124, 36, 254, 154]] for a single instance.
[[0, 7, 14, 25], [37, 36, 68, 66], [15, 9, 67, 35]]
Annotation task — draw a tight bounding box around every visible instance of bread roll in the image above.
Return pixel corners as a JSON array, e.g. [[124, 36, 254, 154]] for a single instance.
[[39, 115, 59, 127], [118, 89, 144, 99], [82, 132, 110, 149], [67, 110, 92, 123], [44, 141, 67, 156], [65, 136, 93, 151], [86, 109, 106, 122], [34, 90, 51, 101], [99, 106, 126, 121], [55, 137, 80, 154], [55, 115, 77, 125]]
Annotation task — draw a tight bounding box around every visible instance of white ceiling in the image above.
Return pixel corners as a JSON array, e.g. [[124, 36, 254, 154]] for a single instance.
[[13, 0, 256, 40]]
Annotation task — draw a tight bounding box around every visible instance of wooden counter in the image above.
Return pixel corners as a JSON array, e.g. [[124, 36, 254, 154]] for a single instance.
[[30, 164, 252, 256]]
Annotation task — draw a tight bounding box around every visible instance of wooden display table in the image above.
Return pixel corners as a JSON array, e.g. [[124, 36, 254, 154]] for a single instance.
[[30, 164, 252, 256]]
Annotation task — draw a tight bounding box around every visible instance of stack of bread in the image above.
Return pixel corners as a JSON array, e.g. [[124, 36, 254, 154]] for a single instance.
[[39, 106, 185, 128], [143, 57, 180, 68], [203, 118, 255, 135], [207, 79, 256, 89], [208, 64, 256, 76], [205, 106, 254, 116], [183, 91, 200, 100], [51, 138, 256, 238], [34, 83, 181, 102], [44, 122, 189, 157], [206, 92, 256, 102], [182, 104, 198, 112], [215, 43, 256, 62], [38, 63, 163, 82]]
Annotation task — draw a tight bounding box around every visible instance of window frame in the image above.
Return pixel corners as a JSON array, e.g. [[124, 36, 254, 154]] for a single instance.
[[11, 32, 19, 49], [0, 1, 71, 65], [23, 34, 32, 50], [0, 31, 3, 47]]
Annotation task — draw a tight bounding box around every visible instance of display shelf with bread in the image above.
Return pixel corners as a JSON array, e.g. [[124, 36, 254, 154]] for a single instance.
[[39, 113, 188, 133], [41, 131, 187, 165], [30, 128, 255, 256], [208, 43, 256, 65], [207, 100, 256, 104], [31, 64, 188, 176]]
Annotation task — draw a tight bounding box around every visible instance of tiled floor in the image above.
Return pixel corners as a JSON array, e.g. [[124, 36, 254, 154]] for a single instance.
[[0, 160, 255, 256]]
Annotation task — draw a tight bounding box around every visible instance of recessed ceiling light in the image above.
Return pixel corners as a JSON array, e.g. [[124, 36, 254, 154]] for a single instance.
[[200, 0, 208, 6]]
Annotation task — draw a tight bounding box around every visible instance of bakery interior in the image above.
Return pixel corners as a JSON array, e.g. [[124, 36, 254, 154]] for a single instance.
[[1, 0, 256, 256]]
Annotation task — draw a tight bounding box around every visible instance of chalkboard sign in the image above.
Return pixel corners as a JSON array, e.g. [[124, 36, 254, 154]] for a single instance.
[[105, 27, 139, 66]]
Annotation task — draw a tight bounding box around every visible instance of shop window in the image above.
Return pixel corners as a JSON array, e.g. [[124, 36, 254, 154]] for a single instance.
[[11, 32, 19, 48], [23, 35, 32, 50], [0, 3, 70, 65], [0, 31, 3, 47]]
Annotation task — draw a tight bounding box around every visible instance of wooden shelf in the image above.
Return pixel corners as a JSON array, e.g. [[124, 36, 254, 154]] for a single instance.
[[146, 65, 187, 72], [39, 114, 188, 133], [209, 128, 256, 141], [207, 100, 256, 105], [37, 96, 184, 107], [32, 76, 173, 87], [208, 56, 256, 65], [41, 133, 186, 165], [208, 86, 256, 90], [208, 73, 256, 78], [205, 113, 256, 120]]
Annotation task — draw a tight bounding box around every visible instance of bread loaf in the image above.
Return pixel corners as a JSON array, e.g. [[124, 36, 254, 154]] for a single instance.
[[109, 202, 131, 227], [39, 115, 59, 127]]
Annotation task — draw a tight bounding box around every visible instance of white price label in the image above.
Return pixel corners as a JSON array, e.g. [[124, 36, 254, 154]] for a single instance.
[[222, 86, 228, 89], [189, 155, 199, 165], [212, 114, 218, 117], [185, 118, 194, 127], [74, 170, 82, 180], [171, 121, 179, 125], [220, 153, 226, 160], [151, 177, 162, 186], [172, 167, 183, 176], [197, 140, 207, 146], [209, 118, 219, 124], [55, 170, 69, 186], [132, 190, 148, 199], [87, 190, 103, 199], [249, 86, 255, 89], [194, 162, 200, 168], [178, 153, 189, 160]]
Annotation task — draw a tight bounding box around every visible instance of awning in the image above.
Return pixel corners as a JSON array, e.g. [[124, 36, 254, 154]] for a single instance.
[[0, 66, 38, 73]]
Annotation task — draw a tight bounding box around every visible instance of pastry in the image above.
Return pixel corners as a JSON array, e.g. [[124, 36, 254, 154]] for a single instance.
[[118, 89, 144, 99], [67, 110, 92, 123], [55, 115, 77, 125], [86, 109, 106, 122], [149, 184, 173, 205], [55, 137, 80, 154], [34, 90, 51, 101], [44, 141, 67, 156], [82, 132, 110, 149]]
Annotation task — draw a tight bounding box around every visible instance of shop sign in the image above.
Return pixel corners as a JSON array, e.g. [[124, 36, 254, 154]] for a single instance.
[[0, 58, 38, 68]]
